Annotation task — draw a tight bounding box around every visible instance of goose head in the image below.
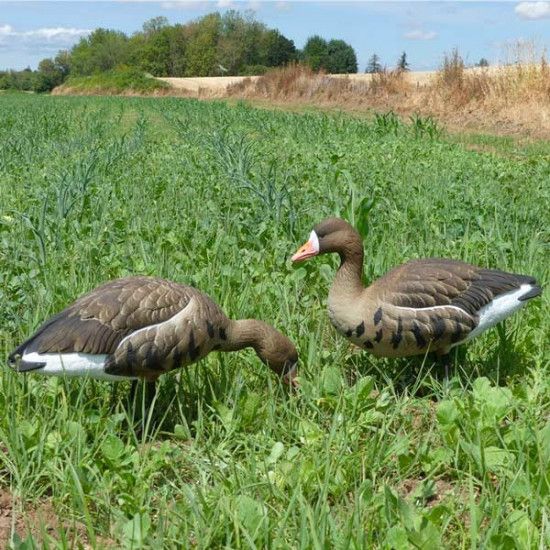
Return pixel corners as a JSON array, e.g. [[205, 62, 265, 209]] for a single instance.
[[255, 326, 299, 387], [291, 218, 362, 262]]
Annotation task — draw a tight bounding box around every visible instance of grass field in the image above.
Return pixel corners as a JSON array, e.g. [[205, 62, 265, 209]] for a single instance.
[[0, 94, 548, 548]]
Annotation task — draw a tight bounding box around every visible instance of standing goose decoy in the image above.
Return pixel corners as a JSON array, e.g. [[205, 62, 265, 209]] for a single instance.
[[8, 276, 298, 390], [291, 218, 542, 360]]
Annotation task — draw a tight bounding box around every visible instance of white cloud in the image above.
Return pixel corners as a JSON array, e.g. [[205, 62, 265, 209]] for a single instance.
[[0, 23, 90, 45], [515, 2, 550, 19], [275, 1, 291, 10], [247, 0, 262, 11], [160, 0, 259, 10], [160, 1, 207, 9], [404, 30, 437, 41]]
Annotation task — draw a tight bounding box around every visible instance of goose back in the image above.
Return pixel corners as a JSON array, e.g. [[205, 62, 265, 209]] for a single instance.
[[9, 276, 229, 380]]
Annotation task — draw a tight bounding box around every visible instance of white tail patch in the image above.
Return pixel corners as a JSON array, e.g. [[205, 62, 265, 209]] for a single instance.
[[20, 352, 137, 381], [460, 284, 535, 344]]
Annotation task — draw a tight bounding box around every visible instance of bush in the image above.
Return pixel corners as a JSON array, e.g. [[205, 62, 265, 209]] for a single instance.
[[60, 67, 170, 94]]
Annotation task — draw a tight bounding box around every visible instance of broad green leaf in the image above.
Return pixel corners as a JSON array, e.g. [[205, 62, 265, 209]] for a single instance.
[[321, 366, 343, 395], [267, 441, 284, 464], [539, 422, 550, 463], [385, 526, 410, 549], [235, 495, 266, 539], [122, 513, 151, 547], [290, 267, 307, 282], [173, 424, 188, 440], [408, 520, 442, 550], [508, 510, 539, 550], [101, 434, 125, 462], [353, 375, 374, 402], [436, 400, 459, 426]]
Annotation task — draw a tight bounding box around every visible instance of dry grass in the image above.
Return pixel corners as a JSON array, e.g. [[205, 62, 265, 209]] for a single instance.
[[226, 56, 550, 138], [227, 63, 413, 102], [51, 48, 550, 138]]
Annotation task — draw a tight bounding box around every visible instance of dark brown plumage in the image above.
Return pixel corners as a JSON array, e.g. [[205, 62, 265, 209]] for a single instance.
[[9, 276, 298, 384], [292, 217, 542, 358]]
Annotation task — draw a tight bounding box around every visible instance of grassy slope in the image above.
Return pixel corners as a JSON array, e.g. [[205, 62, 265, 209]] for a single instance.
[[0, 95, 548, 548], [58, 68, 170, 95]]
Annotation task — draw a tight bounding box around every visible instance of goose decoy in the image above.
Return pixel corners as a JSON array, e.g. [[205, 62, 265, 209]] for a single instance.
[[8, 276, 298, 389], [291, 218, 542, 360]]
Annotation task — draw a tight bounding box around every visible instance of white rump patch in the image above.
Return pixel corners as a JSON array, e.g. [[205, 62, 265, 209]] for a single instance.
[[309, 230, 320, 254], [461, 284, 534, 343], [20, 352, 137, 381]]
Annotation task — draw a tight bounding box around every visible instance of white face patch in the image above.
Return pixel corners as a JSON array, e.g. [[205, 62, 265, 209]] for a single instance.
[[309, 230, 320, 253]]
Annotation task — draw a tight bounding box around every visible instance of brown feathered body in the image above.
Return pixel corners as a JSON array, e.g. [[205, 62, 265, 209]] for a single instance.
[[9, 276, 298, 382], [293, 218, 542, 358]]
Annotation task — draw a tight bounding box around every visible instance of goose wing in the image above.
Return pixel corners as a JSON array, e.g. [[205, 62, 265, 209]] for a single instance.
[[9, 276, 216, 361], [365, 259, 540, 356], [374, 258, 539, 315]]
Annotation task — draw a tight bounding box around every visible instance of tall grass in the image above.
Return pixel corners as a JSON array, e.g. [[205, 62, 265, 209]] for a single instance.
[[0, 94, 548, 547], [227, 52, 550, 136]]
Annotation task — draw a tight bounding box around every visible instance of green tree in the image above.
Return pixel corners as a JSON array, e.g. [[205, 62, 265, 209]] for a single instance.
[[263, 29, 296, 67], [35, 58, 64, 92], [365, 53, 383, 73], [184, 13, 221, 76], [70, 28, 130, 75], [54, 50, 71, 78], [216, 10, 252, 74], [142, 16, 169, 36], [476, 58, 489, 67], [397, 51, 409, 71], [167, 25, 188, 76], [129, 25, 184, 76], [22, 10, 300, 81], [302, 35, 328, 72], [0, 68, 37, 91], [325, 39, 357, 73]]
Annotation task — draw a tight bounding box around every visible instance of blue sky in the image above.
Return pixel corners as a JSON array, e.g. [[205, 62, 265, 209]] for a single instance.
[[1, 1, 549, 71]]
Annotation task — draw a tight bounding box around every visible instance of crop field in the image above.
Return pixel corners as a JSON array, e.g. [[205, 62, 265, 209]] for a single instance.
[[0, 94, 548, 548]]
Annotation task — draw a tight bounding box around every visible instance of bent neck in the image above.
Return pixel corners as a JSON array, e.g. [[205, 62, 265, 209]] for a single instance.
[[221, 319, 264, 352]]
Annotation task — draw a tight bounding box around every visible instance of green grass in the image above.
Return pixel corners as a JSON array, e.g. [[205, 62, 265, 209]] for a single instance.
[[0, 94, 548, 548], [61, 68, 170, 94]]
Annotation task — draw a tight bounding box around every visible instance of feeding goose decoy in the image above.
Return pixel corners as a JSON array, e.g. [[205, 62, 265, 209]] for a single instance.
[[8, 276, 298, 389], [291, 218, 542, 360]]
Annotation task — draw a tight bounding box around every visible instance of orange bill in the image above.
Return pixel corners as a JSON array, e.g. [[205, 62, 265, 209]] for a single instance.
[[291, 230, 320, 262]]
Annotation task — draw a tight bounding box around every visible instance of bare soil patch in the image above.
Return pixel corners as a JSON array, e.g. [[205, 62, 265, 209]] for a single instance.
[[0, 489, 111, 548]]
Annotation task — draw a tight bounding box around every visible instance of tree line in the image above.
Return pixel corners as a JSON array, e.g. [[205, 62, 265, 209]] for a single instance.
[[0, 11, 358, 92]]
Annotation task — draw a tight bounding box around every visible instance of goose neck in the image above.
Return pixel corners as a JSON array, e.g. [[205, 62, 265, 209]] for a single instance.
[[222, 319, 262, 352], [333, 247, 365, 296]]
